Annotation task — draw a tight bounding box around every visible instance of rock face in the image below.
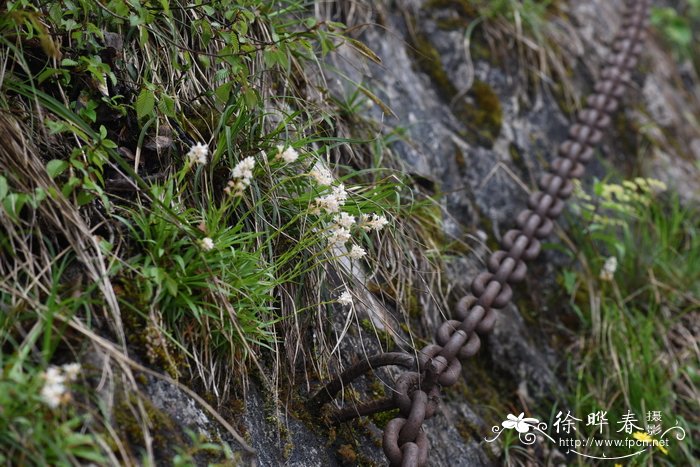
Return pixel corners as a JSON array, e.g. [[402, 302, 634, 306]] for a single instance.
[[144, 1, 700, 465]]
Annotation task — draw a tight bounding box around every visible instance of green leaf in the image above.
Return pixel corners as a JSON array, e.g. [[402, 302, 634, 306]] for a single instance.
[[102, 138, 117, 149], [46, 159, 69, 179], [157, 94, 176, 117], [165, 275, 178, 296], [667, 21, 691, 47], [3, 193, 27, 220], [215, 82, 233, 105], [77, 191, 96, 206], [197, 54, 211, 69], [562, 270, 577, 295], [71, 448, 106, 463], [135, 88, 155, 120], [0, 175, 8, 200], [243, 88, 258, 109]]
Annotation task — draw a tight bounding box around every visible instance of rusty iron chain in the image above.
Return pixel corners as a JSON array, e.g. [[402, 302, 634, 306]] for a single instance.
[[309, 1, 650, 465]]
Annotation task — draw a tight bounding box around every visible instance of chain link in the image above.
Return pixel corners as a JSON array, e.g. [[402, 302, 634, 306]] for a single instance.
[[310, 1, 650, 465]]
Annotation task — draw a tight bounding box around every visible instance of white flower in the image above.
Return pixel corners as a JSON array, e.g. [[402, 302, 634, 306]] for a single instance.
[[200, 237, 215, 251], [312, 195, 338, 215], [40, 366, 69, 408], [61, 363, 81, 382], [311, 184, 349, 215], [502, 413, 540, 433], [276, 145, 299, 164], [328, 227, 351, 246], [226, 156, 256, 196], [348, 244, 366, 260], [309, 167, 334, 185], [337, 291, 353, 306], [187, 143, 208, 165], [360, 213, 389, 232], [600, 256, 618, 281], [332, 184, 348, 203], [232, 156, 255, 180], [333, 212, 355, 229], [44, 366, 65, 386], [40, 381, 67, 408]]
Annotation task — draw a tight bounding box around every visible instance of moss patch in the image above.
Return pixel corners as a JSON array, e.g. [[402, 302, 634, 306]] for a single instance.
[[458, 80, 503, 146], [405, 20, 502, 147], [369, 407, 400, 430], [113, 393, 182, 461]]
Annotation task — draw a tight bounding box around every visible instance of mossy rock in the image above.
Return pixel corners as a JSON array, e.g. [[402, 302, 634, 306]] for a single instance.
[[406, 20, 502, 147], [455, 80, 503, 147], [113, 393, 182, 461]]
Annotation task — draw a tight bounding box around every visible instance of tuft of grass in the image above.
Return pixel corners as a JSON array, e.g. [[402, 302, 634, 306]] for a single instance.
[[560, 177, 699, 465]]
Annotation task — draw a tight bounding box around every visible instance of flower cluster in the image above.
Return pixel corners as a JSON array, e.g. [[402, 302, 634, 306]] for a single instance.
[[306, 176, 390, 256], [334, 212, 355, 229], [359, 213, 389, 232], [312, 184, 348, 215], [40, 363, 81, 408], [337, 291, 353, 306], [225, 156, 256, 196], [187, 143, 208, 165], [328, 227, 351, 247], [348, 244, 366, 259], [309, 166, 334, 185], [200, 237, 215, 251], [276, 145, 299, 164], [600, 256, 618, 282]]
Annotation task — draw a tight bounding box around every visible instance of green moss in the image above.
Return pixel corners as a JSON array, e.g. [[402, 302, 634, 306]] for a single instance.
[[368, 378, 385, 399], [458, 80, 503, 146], [115, 276, 188, 379], [369, 408, 400, 431], [455, 419, 476, 443], [408, 29, 454, 95], [424, 0, 502, 62], [283, 442, 294, 460], [405, 292, 423, 319], [113, 393, 182, 461], [405, 18, 502, 147]]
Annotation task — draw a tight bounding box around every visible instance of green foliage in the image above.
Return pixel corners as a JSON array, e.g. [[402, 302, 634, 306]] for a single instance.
[[118, 179, 279, 356], [0, 359, 105, 466], [171, 430, 238, 466], [0, 251, 108, 465], [562, 178, 699, 464], [651, 1, 700, 60], [472, 0, 554, 33]]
